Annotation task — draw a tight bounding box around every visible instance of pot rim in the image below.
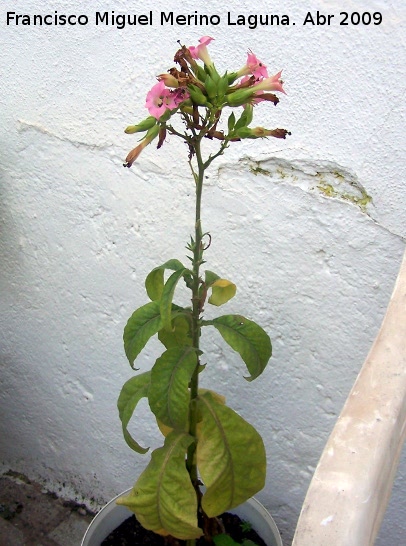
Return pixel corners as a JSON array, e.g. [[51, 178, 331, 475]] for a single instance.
[[82, 488, 283, 546]]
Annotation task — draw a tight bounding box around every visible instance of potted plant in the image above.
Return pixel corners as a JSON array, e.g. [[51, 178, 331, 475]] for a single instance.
[[83, 36, 289, 546]]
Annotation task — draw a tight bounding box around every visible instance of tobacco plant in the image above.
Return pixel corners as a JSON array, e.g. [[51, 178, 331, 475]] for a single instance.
[[117, 37, 289, 545]]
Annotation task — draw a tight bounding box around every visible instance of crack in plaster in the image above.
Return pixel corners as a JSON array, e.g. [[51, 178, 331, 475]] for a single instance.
[[219, 157, 406, 243], [17, 119, 113, 153]]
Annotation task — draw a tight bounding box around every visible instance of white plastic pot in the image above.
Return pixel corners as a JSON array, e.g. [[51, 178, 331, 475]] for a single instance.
[[82, 489, 283, 546]]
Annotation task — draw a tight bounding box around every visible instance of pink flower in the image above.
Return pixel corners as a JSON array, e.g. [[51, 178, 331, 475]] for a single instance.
[[236, 51, 268, 81], [169, 88, 190, 108], [145, 81, 189, 119], [188, 36, 214, 66], [246, 51, 268, 80], [252, 71, 286, 95], [145, 81, 170, 119]]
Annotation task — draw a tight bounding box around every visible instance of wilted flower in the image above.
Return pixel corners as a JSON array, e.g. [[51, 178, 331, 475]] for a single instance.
[[123, 125, 160, 167]]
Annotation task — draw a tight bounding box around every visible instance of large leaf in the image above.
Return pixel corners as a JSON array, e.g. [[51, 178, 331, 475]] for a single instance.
[[160, 269, 188, 331], [156, 388, 225, 438], [145, 259, 185, 301], [196, 391, 266, 517], [123, 301, 162, 367], [149, 347, 198, 431], [117, 372, 151, 454], [158, 314, 192, 349], [205, 315, 272, 381], [208, 279, 237, 306], [116, 431, 202, 540]]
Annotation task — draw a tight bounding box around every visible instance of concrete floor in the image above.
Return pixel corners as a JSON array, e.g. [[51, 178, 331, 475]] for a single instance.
[[0, 473, 94, 545]]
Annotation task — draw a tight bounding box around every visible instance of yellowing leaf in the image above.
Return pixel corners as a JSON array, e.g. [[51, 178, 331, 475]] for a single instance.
[[196, 391, 266, 517], [117, 432, 202, 540], [208, 279, 237, 307], [149, 347, 198, 431], [117, 372, 151, 454], [156, 419, 173, 437], [123, 301, 162, 367]]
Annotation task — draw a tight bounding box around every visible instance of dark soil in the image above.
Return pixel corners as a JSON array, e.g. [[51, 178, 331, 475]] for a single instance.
[[102, 512, 268, 546]]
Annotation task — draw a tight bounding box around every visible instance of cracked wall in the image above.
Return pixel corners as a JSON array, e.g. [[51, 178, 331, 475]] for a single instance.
[[0, 1, 405, 545]]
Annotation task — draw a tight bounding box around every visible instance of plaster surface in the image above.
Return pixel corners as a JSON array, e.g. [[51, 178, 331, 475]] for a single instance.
[[0, 1, 405, 544]]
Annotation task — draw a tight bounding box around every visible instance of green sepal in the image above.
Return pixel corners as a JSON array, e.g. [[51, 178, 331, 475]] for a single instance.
[[227, 72, 239, 85], [195, 65, 207, 82], [188, 85, 208, 106], [117, 371, 151, 454], [234, 105, 253, 131], [149, 346, 199, 431], [235, 127, 257, 139], [203, 315, 272, 381], [227, 112, 236, 133], [226, 88, 255, 107], [204, 75, 217, 99], [145, 259, 185, 301], [217, 73, 230, 101], [123, 301, 163, 367], [116, 431, 202, 540], [196, 391, 266, 517]]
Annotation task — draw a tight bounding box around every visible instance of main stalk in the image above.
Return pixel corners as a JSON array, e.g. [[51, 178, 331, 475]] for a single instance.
[[186, 136, 205, 546]]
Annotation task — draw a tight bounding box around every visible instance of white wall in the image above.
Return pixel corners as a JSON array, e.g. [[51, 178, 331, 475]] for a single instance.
[[0, 0, 405, 544]]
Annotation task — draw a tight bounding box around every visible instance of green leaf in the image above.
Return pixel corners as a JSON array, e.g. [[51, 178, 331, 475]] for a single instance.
[[196, 392, 266, 517], [158, 314, 192, 349], [116, 431, 202, 540], [145, 259, 185, 301], [205, 315, 272, 381], [123, 301, 162, 367], [208, 279, 237, 307], [117, 372, 151, 454], [160, 268, 188, 331], [214, 535, 240, 546], [205, 270, 220, 286], [149, 347, 198, 431]]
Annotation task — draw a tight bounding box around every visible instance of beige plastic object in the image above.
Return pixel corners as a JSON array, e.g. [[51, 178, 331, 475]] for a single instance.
[[292, 250, 406, 546]]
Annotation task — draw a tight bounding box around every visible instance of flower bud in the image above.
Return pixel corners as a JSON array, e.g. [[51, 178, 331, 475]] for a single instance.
[[188, 85, 208, 106], [204, 75, 218, 100], [123, 125, 160, 168], [225, 88, 255, 107], [125, 116, 157, 134], [157, 74, 179, 88]]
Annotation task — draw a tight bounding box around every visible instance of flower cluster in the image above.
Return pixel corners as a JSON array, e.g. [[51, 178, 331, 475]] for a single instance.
[[124, 36, 289, 167]]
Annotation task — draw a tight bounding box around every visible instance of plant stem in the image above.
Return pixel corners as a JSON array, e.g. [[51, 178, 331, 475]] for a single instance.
[[186, 136, 205, 546]]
